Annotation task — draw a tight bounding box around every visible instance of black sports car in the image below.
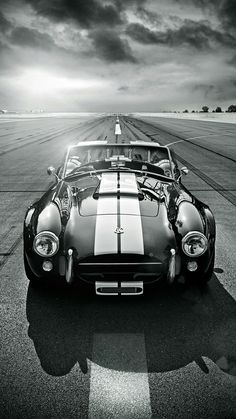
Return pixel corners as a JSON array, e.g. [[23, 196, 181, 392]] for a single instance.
[[23, 140, 215, 294]]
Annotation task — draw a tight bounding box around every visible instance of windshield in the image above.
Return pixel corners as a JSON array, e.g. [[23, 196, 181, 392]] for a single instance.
[[63, 143, 174, 178]]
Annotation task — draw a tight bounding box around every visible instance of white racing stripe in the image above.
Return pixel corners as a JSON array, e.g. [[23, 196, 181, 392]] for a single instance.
[[96, 196, 117, 215], [119, 172, 139, 195], [120, 173, 144, 254], [99, 173, 117, 194], [94, 213, 117, 255], [94, 172, 144, 255], [88, 333, 152, 418], [94, 175, 118, 255], [120, 211, 144, 254], [94, 195, 117, 255]]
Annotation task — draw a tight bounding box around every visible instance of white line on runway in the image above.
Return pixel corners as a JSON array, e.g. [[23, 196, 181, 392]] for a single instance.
[[88, 333, 152, 418], [115, 118, 121, 136]]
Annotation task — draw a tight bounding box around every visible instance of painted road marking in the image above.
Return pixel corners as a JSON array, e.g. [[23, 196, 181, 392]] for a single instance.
[[88, 333, 152, 418], [115, 123, 121, 135]]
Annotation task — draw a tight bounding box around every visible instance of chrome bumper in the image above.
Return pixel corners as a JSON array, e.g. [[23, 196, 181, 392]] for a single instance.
[[95, 281, 143, 296]]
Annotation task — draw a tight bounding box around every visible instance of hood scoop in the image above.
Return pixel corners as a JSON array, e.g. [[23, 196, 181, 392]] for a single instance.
[[79, 172, 159, 217]]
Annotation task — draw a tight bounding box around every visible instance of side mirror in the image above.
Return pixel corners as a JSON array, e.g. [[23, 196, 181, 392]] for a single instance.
[[180, 166, 189, 176], [47, 166, 56, 176], [177, 166, 189, 181], [47, 166, 59, 181]]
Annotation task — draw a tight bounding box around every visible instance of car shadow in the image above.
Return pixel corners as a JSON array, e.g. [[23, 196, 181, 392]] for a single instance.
[[26, 276, 236, 377]]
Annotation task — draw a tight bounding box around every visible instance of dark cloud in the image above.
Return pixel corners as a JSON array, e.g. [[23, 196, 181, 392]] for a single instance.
[[24, 0, 123, 28], [9, 26, 57, 49], [192, 83, 216, 99], [126, 23, 160, 44], [118, 85, 129, 91], [192, 79, 236, 101], [228, 55, 236, 66], [0, 40, 10, 53], [19, 0, 151, 63], [115, 0, 147, 12], [22, 0, 151, 29], [175, 0, 214, 6], [219, 0, 236, 30], [0, 0, 235, 110], [126, 20, 235, 49], [175, 0, 236, 30], [190, 0, 236, 32], [0, 10, 12, 33], [135, 6, 162, 26], [89, 29, 137, 63]]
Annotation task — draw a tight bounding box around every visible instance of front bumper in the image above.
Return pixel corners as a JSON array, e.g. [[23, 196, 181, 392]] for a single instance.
[[65, 249, 177, 286], [25, 247, 180, 287]]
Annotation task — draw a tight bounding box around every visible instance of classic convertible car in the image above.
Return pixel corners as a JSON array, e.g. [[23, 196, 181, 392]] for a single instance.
[[23, 140, 215, 294]]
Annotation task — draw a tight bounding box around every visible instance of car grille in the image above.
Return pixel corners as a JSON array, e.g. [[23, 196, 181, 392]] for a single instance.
[[75, 254, 166, 284]]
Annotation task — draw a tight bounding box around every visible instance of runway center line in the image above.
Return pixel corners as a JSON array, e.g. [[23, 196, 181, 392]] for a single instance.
[[88, 333, 152, 418], [115, 123, 121, 136]]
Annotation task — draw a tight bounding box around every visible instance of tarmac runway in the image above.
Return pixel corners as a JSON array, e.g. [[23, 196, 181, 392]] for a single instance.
[[0, 113, 235, 418]]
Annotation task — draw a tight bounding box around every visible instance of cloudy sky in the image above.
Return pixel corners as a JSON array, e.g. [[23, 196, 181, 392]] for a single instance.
[[0, 0, 236, 112]]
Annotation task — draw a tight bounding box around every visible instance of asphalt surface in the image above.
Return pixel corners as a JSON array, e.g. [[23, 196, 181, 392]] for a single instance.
[[0, 114, 235, 419]]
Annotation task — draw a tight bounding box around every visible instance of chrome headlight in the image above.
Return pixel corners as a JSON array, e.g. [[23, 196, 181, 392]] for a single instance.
[[33, 231, 59, 257], [182, 231, 208, 257]]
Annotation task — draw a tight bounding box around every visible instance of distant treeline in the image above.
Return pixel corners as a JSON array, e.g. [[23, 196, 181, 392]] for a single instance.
[[182, 105, 236, 113]]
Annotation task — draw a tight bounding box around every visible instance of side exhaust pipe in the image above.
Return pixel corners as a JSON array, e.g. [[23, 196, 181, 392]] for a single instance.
[[167, 248, 176, 284], [66, 249, 74, 284]]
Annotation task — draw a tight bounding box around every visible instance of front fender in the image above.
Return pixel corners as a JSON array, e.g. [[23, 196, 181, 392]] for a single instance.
[[201, 206, 216, 239], [175, 201, 204, 238], [23, 202, 63, 278], [36, 203, 62, 236]]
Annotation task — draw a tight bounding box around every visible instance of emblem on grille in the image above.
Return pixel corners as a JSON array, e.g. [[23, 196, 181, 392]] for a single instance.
[[114, 227, 124, 234]]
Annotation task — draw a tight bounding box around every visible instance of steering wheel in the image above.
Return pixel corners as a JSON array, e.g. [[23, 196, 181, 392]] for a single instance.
[[155, 159, 172, 177]]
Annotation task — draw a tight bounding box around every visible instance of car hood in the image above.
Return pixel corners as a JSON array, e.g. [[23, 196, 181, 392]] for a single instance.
[[62, 172, 176, 261], [79, 172, 159, 217]]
